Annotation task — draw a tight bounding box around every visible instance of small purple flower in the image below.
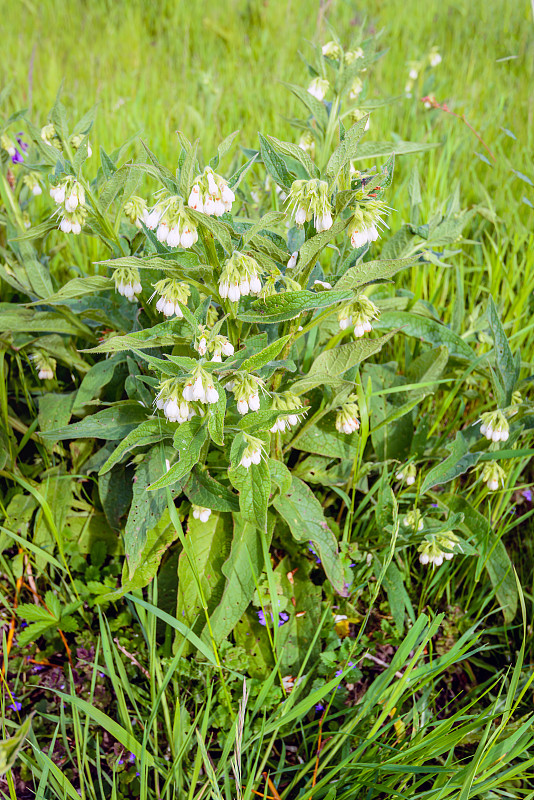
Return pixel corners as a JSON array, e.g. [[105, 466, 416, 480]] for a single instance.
[[257, 610, 290, 627], [522, 489, 533, 503], [315, 703, 324, 713], [11, 134, 28, 164], [129, 753, 136, 763], [257, 610, 266, 626], [8, 697, 22, 712], [118, 759, 124, 766], [335, 661, 355, 677], [279, 611, 290, 627]]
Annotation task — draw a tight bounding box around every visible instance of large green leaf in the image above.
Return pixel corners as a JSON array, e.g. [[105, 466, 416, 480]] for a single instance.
[[228, 435, 271, 531], [40, 403, 149, 441], [309, 330, 396, 377], [375, 312, 476, 360], [238, 289, 352, 324], [84, 318, 190, 353], [29, 275, 113, 305], [274, 476, 347, 595], [334, 256, 418, 291], [487, 296, 518, 406], [183, 468, 239, 512], [0, 715, 33, 776], [420, 432, 481, 495], [147, 419, 207, 490], [98, 419, 176, 475], [352, 140, 441, 160]]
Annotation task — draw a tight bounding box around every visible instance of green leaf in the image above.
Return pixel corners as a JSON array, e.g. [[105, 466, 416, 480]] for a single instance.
[[125, 445, 182, 578], [179, 138, 199, 198], [487, 296, 518, 406], [227, 152, 258, 189], [375, 311, 476, 360], [0, 715, 33, 776], [83, 318, 190, 353], [420, 432, 481, 495], [0, 304, 91, 336], [258, 132, 295, 188], [207, 383, 226, 446], [269, 458, 292, 495], [239, 334, 292, 372], [188, 209, 232, 253], [351, 140, 441, 160], [238, 406, 305, 434], [281, 82, 329, 129], [326, 116, 369, 184], [183, 468, 239, 512], [228, 437, 271, 531], [334, 256, 418, 291], [309, 330, 396, 377], [40, 403, 149, 441], [242, 210, 287, 246], [265, 134, 319, 179], [274, 476, 347, 595], [204, 514, 272, 645], [238, 289, 352, 324], [292, 416, 359, 460], [146, 419, 207, 490], [443, 495, 518, 623], [29, 275, 113, 305], [38, 393, 75, 446], [98, 419, 176, 475], [177, 513, 232, 638]]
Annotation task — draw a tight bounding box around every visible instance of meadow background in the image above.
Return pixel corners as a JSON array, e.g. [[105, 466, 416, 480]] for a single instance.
[[2, 0, 534, 797]]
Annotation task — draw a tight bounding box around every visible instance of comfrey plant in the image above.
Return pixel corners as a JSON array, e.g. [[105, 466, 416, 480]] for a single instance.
[[1, 33, 532, 682]]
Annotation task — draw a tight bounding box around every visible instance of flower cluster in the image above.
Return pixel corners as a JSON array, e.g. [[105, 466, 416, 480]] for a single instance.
[[239, 435, 264, 469], [188, 167, 235, 216], [40, 124, 93, 157], [218, 252, 262, 302], [349, 77, 363, 99], [152, 279, 191, 318], [31, 351, 56, 381], [191, 505, 212, 523], [230, 372, 264, 415], [195, 332, 234, 362], [481, 462, 506, 492], [269, 392, 305, 433], [145, 195, 198, 249], [308, 77, 330, 101], [286, 179, 333, 231], [321, 40, 343, 60], [335, 398, 360, 435], [23, 172, 42, 196], [418, 532, 458, 567], [396, 464, 417, 486], [403, 509, 424, 532], [183, 368, 219, 405], [348, 199, 388, 249], [155, 379, 195, 424], [50, 177, 87, 234], [113, 267, 142, 301], [480, 410, 510, 442], [337, 294, 379, 336], [124, 196, 149, 228]]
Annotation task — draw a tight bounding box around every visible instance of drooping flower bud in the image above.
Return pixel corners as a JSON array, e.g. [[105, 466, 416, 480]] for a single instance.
[[113, 267, 143, 301], [31, 351, 56, 381], [145, 194, 198, 249], [285, 179, 333, 232], [192, 505, 212, 523], [335, 399, 360, 435], [239, 434, 264, 469], [188, 166, 235, 216], [23, 172, 42, 196], [481, 462, 506, 492], [125, 196, 149, 228], [153, 279, 191, 318], [231, 372, 265, 415], [479, 410, 510, 443], [403, 509, 424, 532], [321, 40, 343, 60], [218, 252, 263, 303], [418, 533, 458, 567], [269, 392, 306, 433], [348, 200, 388, 249], [396, 464, 417, 486], [308, 77, 330, 101], [337, 295, 379, 337]]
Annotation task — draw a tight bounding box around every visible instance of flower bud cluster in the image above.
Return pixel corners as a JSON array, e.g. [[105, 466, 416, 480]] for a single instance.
[[231, 372, 264, 415], [480, 410, 510, 443], [23, 172, 42, 196], [418, 533, 458, 567], [348, 200, 388, 249], [322, 40, 343, 60], [145, 195, 198, 249], [113, 267, 142, 301], [335, 399, 360, 435], [125, 196, 149, 228], [218, 252, 262, 302], [396, 464, 417, 486], [344, 47, 364, 64], [152, 278, 191, 318], [403, 509, 424, 532], [31, 351, 56, 381], [50, 177, 88, 234], [155, 379, 196, 424], [182, 368, 220, 406], [195, 332, 234, 362], [1, 134, 17, 158], [239, 435, 264, 469], [188, 167, 235, 216], [338, 295, 379, 337], [40, 125, 93, 157], [308, 77, 329, 101], [481, 462, 506, 492], [270, 392, 305, 433], [191, 505, 212, 523], [286, 179, 333, 232]]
